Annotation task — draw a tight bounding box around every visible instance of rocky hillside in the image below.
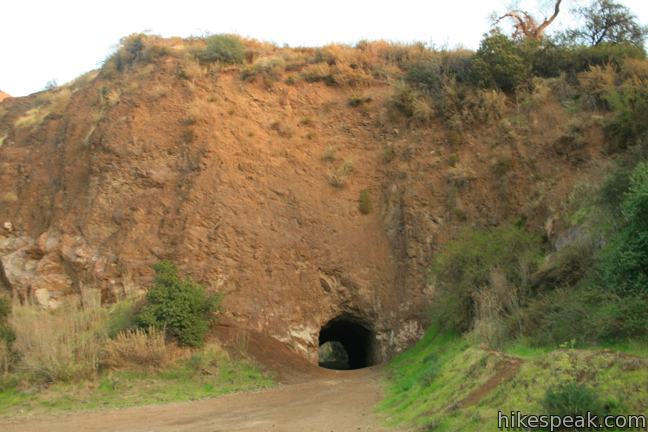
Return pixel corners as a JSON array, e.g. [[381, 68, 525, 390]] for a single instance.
[[0, 34, 623, 362], [0, 92, 9, 103]]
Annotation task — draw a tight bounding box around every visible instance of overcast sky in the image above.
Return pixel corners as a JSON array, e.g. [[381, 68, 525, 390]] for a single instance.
[[1, 0, 647, 96]]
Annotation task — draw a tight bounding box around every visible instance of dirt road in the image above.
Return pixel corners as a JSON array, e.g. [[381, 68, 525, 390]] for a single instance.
[[0, 368, 403, 432]]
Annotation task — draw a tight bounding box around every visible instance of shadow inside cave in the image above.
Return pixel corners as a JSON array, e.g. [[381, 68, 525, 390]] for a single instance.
[[318, 315, 374, 370]]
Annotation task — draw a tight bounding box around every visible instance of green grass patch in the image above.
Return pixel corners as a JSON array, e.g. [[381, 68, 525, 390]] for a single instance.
[[380, 327, 648, 431]]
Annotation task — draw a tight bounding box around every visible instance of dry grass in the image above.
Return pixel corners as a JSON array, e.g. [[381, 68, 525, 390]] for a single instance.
[[270, 120, 293, 137], [10, 300, 107, 382], [148, 85, 169, 100], [578, 64, 617, 109], [178, 57, 206, 81], [14, 88, 72, 129], [463, 89, 509, 124], [102, 327, 177, 371], [327, 158, 355, 188], [412, 98, 435, 123], [100, 88, 121, 107], [14, 107, 50, 129], [44, 88, 72, 112], [469, 270, 521, 349], [243, 55, 286, 81], [621, 58, 648, 83]]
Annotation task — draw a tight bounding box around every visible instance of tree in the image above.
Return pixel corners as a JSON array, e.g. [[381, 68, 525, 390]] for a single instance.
[[493, 0, 563, 40], [564, 0, 647, 47]]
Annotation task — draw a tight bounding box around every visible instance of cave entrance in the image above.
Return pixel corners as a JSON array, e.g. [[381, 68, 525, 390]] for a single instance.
[[318, 316, 374, 370]]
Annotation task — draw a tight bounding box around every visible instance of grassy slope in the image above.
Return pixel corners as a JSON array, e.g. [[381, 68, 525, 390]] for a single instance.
[[0, 344, 273, 418], [379, 329, 648, 431]]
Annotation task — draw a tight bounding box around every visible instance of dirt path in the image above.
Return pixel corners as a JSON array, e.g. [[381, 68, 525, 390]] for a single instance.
[[0, 368, 404, 432]]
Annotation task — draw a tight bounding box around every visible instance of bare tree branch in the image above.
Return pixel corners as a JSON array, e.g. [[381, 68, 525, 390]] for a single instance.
[[493, 0, 562, 40], [535, 0, 562, 37]]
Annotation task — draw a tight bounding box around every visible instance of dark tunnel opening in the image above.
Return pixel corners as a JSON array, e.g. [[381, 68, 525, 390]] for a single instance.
[[318, 316, 374, 370]]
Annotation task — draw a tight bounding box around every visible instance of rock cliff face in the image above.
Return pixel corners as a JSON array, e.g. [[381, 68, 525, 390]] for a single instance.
[[0, 63, 431, 362], [0, 39, 605, 363]]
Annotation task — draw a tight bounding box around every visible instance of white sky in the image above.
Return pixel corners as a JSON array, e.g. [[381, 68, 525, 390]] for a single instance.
[[1, 0, 647, 96]]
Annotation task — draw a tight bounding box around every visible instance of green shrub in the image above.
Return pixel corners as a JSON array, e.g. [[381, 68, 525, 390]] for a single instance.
[[523, 39, 573, 78], [387, 82, 430, 120], [406, 51, 473, 91], [599, 164, 633, 215], [542, 381, 614, 419], [521, 287, 608, 346], [406, 62, 441, 92], [358, 189, 371, 214], [599, 162, 648, 296], [0, 297, 10, 322], [570, 43, 645, 72], [102, 34, 169, 75], [470, 32, 531, 92], [532, 42, 645, 78], [136, 261, 222, 347], [430, 226, 542, 333], [605, 81, 648, 151], [106, 296, 142, 338], [198, 34, 246, 64]]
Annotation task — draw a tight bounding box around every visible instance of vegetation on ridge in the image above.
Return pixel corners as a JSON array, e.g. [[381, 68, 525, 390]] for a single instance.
[[380, 0, 648, 429]]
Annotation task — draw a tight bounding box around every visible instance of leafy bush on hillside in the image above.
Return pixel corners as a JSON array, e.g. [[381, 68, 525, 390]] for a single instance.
[[599, 162, 648, 296], [523, 162, 648, 345], [102, 34, 169, 75], [569, 42, 645, 72], [530, 41, 645, 78], [197, 34, 246, 64], [405, 51, 473, 94], [106, 295, 142, 338], [543, 381, 614, 419], [599, 164, 634, 215], [358, 189, 371, 214], [470, 32, 531, 92], [429, 226, 542, 333], [605, 82, 648, 151], [136, 261, 222, 347]]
